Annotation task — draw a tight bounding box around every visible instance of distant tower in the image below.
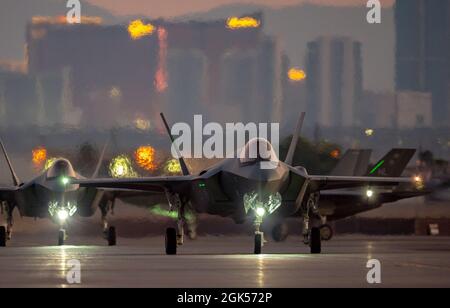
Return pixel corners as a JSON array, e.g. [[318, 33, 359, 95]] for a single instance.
[[305, 36, 363, 128], [395, 0, 450, 126]]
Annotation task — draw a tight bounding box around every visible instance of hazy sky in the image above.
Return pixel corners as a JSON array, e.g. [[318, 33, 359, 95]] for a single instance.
[[87, 0, 395, 18]]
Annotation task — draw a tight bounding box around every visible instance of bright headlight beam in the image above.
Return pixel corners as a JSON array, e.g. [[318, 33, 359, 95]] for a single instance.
[[61, 177, 69, 185], [57, 209, 69, 221], [366, 189, 374, 198], [256, 207, 266, 217]]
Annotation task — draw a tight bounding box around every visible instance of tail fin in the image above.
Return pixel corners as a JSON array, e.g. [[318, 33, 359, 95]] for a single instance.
[[0, 138, 21, 186], [91, 139, 109, 178], [330, 149, 372, 176], [285, 112, 306, 166], [160, 113, 190, 176], [367, 148, 416, 177]]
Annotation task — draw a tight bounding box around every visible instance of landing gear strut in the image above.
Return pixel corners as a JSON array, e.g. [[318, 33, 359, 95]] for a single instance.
[[1, 202, 13, 246], [301, 193, 323, 254], [253, 212, 264, 254], [164, 191, 195, 255], [58, 229, 67, 246], [101, 202, 117, 246]]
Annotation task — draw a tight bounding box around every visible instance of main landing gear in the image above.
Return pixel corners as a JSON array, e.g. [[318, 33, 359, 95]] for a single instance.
[[301, 193, 324, 254], [101, 203, 117, 246], [0, 203, 14, 247], [164, 191, 198, 255]]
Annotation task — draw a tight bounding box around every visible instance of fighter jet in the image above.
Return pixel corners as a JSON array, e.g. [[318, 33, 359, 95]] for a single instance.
[[269, 147, 422, 242], [0, 140, 117, 247], [305, 148, 422, 241], [72, 113, 423, 255]]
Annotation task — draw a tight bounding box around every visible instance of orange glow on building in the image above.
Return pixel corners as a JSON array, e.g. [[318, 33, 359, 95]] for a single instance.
[[32, 147, 47, 167], [134, 146, 157, 171], [330, 149, 340, 159], [288, 68, 307, 82], [226, 17, 260, 29], [154, 27, 168, 93], [32, 16, 102, 25], [128, 19, 155, 40]]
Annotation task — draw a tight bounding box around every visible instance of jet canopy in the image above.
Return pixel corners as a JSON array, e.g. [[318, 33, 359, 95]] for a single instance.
[[46, 158, 77, 180], [239, 138, 279, 165]]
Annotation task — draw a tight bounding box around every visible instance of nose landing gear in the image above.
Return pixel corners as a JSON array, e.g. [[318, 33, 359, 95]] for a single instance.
[[58, 229, 67, 246], [253, 211, 265, 255]]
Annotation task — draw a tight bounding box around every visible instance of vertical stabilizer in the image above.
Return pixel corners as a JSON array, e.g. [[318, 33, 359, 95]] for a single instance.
[[0, 138, 20, 186], [160, 113, 190, 176], [285, 112, 306, 166]]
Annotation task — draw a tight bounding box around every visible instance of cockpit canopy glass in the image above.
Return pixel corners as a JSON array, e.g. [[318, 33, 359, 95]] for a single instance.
[[239, 138, 279, 165], [46, 159, 77, 179]]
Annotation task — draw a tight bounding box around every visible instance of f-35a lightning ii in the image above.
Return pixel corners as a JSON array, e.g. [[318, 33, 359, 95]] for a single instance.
[[0, 141, 117, 247], [72, 113, 423, 254]]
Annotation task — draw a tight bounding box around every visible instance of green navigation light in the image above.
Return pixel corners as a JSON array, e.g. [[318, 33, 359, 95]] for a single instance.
[[369, 160, 384, 174]]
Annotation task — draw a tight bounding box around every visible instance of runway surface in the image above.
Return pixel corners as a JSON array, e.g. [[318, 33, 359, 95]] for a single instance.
[[1, 235, 450, 288]]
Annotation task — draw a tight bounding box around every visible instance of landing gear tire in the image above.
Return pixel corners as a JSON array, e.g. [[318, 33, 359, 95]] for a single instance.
[[58, 229, 66, 246], [310, 227, 321, 254], [320, 224, 333, 241], [0, 226, 6, 247], [271, 222, 289, 242], [107, 226, 117, 246], [254, 233, 263, 254], [165, 227, 177, 255]]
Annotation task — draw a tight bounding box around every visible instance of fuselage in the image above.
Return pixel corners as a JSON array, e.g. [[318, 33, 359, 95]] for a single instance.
[[8, 159, 105, 221]]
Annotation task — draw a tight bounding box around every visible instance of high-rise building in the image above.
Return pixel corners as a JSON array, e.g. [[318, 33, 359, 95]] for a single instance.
[[395, 0, 450, 126], [26, 13, 283, 128], [305, 36, 363, 128]]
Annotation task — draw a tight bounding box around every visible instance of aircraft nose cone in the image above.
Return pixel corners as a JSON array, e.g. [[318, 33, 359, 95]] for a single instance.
[[243, 163, 285, 182]]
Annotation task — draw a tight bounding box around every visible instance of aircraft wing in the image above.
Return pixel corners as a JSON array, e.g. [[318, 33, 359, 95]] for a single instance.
[[0, 185, 18, 200], [307, 175, 416, 191], [321, 188, 428, 202], [72, 175, 197, 192]]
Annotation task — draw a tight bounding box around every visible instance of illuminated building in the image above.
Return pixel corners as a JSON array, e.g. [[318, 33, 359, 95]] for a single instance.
[[26, 12, 283, 127]]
